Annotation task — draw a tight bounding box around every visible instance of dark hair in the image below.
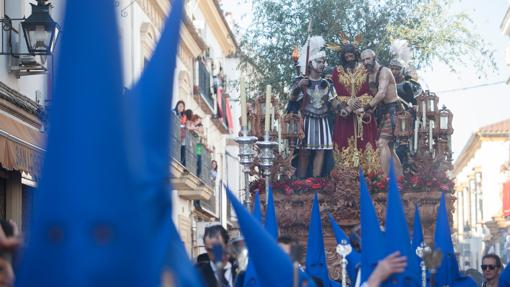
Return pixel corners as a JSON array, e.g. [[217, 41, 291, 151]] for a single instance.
[[277, 235, 295, 245], [211, 160, 218, 171], [184, 109, 193, 121], [174, 100, 185, 115], [203, 224, 229, 245], [482, 253, 502, 268], [339, 44, 360, 66]]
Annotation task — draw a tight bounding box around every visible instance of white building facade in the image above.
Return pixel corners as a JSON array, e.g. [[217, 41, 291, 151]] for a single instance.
[[0, 0, 63, 232], [115, 0, 243, 257], [453, 119, 510, 269]]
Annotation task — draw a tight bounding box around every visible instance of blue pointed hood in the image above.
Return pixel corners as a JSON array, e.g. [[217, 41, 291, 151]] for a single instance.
[[385, 163, 420, 286], [264, 186, 279, 239], [16, 0, 158, 285], [360, 169, 387, 283], [411, 205, 424, 252], [327, 212, 361, 283], [499, 264, 510, 287], [243, 192, 263, 286], [129, 1, 202, 286], [253, 191, 262, 222], [306, 193, 332, 286], [434, 193, 461, 287], [454, 276, 478, 287], [225, 185, 315, 287]]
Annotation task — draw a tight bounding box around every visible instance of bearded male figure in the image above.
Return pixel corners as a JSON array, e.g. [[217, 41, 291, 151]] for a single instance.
[[289, 36, 334, 178], [361, 49, 403, 176], [328, 35, 377, 168]]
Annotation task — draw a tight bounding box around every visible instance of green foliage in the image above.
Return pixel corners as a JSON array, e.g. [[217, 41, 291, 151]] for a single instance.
[[239, 0, 496, 98]]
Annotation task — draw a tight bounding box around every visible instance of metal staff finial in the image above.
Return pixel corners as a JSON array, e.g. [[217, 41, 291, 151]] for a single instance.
[[336, 239, 352, 287], [416, 242, 431, 287]]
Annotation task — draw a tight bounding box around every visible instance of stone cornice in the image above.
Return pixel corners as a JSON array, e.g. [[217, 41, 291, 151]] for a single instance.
[[137, 0, 206, 56], [0, 81, 42, 125], [198, 0, 237, 55], [137, 0, 169, 29]]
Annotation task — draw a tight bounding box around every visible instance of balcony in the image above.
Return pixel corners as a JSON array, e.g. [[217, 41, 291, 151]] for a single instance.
[[194, 191, 217, 216], [170, 114, 214, 201], [194, 60, 215, 113]]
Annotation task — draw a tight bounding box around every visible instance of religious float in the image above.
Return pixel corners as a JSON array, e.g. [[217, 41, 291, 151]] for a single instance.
[[235, 37, 456, 280]]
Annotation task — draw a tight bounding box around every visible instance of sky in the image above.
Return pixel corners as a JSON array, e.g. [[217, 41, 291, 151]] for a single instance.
[[221, 0, 510, 160], [420, 0, 510, 160]]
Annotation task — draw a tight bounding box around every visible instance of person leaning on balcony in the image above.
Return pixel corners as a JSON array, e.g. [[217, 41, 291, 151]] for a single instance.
[[190, 114, 205, 176], [180, 109, 194, 166], [482, 254, 502, 287], [210, 160, 218, 183], [173, 100, 187, 165]]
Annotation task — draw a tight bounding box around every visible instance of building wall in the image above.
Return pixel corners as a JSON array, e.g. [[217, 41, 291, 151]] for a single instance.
[[117, 0, 242, 256], [455, 137, 510, 268], [0, 0, 53, 231]]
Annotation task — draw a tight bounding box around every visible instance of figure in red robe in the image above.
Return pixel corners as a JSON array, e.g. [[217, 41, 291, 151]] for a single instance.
[[328, 36, 378, 168]]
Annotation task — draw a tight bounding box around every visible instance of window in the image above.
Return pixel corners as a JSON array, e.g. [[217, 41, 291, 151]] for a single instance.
[[198, 59, 213, 107]]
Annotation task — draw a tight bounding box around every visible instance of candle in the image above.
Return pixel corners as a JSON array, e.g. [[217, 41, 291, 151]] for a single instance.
[[421, 101, 426, 126], [414, 120, 419, 152], [240, 77, 247, 128], [429, 120, 433, 151], [440, 115, 448, 130], [265, 85, 272, 133], [277, 120, 282, 153]]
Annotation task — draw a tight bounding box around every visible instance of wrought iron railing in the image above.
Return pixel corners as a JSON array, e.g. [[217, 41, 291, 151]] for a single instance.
[[171, 114, 214, 190]]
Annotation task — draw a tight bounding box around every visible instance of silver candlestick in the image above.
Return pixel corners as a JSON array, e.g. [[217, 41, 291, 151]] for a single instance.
[[256, 132, 277, 197], [336, 239, 352, 287], [416, 242, 430, 287], [235, 127, 258, 207]]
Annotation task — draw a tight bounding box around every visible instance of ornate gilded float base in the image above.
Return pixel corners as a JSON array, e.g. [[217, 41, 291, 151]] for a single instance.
[[257, 178, 455, 281]]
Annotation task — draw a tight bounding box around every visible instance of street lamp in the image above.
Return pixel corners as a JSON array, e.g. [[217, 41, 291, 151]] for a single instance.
[[21, 0, 60, 55]]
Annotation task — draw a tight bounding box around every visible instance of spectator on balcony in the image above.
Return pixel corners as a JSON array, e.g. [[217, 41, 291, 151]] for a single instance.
[[211, 160, 218, 183], [179, 109, 194, 166], [190, 115, 205, 176], [174, 101, 187, 165], [173, 100, 185, 117]]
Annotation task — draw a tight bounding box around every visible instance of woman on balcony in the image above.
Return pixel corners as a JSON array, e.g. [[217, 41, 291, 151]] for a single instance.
[[174, 101, 187, 165]]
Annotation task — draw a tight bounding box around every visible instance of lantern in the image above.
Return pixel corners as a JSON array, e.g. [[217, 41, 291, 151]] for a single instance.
[[395, 110, 413, 138], [281, 113, 302, 148], [425, 91, 439, 119], [435, 105, 454, 136], [22, 0, 60, 55]]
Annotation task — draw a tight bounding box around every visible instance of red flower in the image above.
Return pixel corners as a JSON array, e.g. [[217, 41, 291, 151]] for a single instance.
[[439, 184, 449, 191]]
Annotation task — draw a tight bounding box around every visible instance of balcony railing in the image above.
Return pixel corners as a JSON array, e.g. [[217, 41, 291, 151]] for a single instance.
[[199, 192, 216, 214], [171, 114, 214, 189]]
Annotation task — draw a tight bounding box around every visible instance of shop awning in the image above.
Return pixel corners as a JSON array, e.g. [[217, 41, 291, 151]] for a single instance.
[[0, 112, 44, 178]]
